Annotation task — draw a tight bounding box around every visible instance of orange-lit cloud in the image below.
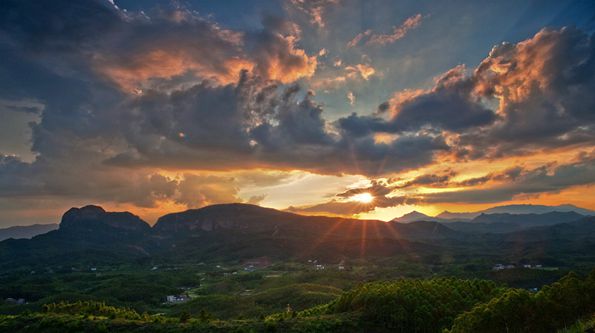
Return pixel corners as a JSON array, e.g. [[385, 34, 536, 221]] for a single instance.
[[1, 0, 594, 227], [98, 50, 254, 93], [91, 11, 318, 93], [348, 14, 423, 47]]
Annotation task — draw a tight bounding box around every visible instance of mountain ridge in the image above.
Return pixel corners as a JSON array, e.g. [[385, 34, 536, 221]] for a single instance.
[[394, 204, 594, 222], [0, 223, 58, 241]]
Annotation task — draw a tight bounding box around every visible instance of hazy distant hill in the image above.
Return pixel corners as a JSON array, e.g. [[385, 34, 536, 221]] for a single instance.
[[391, 211, 442, 223], [395, 204, 594, 222], [0, 223, 58, 241], [482, 204, 594, 215], [446, 211, 587, 234], [471, 211, 585, 226], [435, 211, 477, 220]]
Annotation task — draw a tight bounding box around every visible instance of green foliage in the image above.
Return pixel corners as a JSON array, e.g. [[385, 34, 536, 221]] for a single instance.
[[449, 271, 595, 332], [173, 283, 341, 319], [43, 301, 142, 320], [2, 268, 595, 332], [326, 277, 504, 332], [178, 311, 190, 323]]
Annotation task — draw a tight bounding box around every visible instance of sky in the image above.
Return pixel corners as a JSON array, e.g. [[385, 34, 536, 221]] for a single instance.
[[0, 0, 594, 226]]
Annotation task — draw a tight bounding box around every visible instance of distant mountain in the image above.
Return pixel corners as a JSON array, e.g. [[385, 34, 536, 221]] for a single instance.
[[502, 216, 595, 242], [471, 211, 585, 226], [482, 204, 594, 216], [402, 204, 594, 223], [447, 211, 587, 234], [391, 211, 441, 223], [0, 223, 58, 241], [436, 211, 476, 220]]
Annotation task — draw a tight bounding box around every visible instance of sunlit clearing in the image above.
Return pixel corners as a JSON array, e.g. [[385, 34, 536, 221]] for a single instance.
[[350, 192, 374, 203]]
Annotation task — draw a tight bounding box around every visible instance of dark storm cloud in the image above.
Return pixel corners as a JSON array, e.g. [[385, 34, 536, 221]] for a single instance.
[[0, 0, 322, 209], [106, 73, 448, 175], [394, 171, 455, 189], [0, 0, 449, 212], [337, 66, 497, 136]]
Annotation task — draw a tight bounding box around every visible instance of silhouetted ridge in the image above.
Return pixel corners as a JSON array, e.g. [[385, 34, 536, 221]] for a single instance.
[[471, 211, 584, 225], [0, 223, 58, 241], [153, 203, 296, 233], [60, 205, 150, 232]]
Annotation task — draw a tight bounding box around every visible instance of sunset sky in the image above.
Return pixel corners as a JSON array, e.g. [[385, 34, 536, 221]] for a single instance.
[[1, 0, 594, 226]]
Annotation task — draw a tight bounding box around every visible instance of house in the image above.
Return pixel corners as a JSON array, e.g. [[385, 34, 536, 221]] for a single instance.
[[165, 295, 189, 303], [492, 264, 515, 271], [5, 298, 26, 305]]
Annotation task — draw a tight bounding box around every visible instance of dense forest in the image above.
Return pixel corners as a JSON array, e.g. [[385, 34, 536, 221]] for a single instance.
[[1, 270, 594, 332]]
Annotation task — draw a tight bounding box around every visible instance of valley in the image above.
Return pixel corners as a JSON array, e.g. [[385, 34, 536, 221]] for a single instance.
[[1, 203, 595, 332]]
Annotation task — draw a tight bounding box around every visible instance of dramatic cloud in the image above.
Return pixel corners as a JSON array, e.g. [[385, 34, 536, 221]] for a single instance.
[[288, 180, 411, 215], [246, 16, 318, 84], [458, 27, 595, 158], [0, 0, 594, 224], [337, 66, 496, 138], [348, 14, 422, 47], [1, 0, 318, 94], [341, 27, 595, 161]]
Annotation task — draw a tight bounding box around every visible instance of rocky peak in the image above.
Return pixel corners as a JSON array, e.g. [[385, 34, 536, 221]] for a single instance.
[[60, 205, 150, 232]]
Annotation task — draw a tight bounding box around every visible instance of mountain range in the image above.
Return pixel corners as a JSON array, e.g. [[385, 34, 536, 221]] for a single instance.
[[0, 223, 58, 242], [392, 204, 594, 223], [0, 203, 594, 273]]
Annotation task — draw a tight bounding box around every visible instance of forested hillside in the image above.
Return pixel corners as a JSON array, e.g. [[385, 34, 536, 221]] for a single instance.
[[1, 270, 594, 332]]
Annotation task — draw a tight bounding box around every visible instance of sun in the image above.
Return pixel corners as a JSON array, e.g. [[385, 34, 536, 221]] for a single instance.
[[350, 192, 374, 203]]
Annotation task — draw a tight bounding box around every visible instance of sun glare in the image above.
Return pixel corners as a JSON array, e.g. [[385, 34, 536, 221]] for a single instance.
[[350, 192, 374, 203]]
